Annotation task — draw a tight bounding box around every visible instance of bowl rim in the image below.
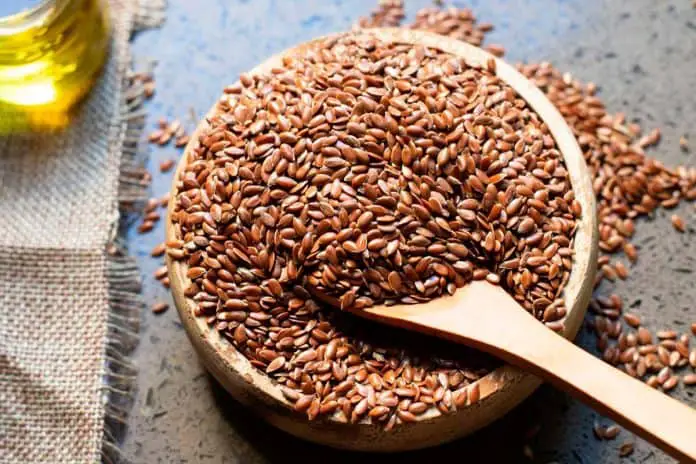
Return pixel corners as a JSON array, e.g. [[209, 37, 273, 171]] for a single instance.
[[166, 27, 598, 449]]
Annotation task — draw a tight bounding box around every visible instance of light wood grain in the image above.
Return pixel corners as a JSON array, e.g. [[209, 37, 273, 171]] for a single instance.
[[331, 280, 696, 462], [166, 27, 598, 451]]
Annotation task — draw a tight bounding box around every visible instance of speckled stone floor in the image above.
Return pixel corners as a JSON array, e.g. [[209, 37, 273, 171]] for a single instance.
[[124, 1, 696, 462]]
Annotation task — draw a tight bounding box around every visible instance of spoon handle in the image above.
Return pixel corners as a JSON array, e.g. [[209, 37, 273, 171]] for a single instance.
[[359, 282, 696, 462], [492, 317, 696, 463]]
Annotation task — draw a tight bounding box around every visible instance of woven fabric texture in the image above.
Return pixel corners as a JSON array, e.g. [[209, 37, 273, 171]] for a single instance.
[[0, 1, 149, 462]]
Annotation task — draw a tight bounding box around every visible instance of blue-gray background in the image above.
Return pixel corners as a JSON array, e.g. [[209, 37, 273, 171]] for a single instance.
[[126, 1, 696, 462]]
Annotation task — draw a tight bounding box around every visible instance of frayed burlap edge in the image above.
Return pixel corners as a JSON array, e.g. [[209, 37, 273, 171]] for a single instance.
[[101, 1, 166, 463]]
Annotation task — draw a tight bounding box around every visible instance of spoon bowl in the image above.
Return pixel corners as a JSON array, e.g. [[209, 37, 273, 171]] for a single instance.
[[167, 27, 598, 451]]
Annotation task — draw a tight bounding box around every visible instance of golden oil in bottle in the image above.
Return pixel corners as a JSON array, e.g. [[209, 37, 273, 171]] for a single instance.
[[0, 0, 110, 134]]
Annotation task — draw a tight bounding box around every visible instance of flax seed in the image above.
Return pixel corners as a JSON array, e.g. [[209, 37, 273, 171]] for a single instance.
[[619, 441, 634, 457], [137, 221, 154, 233], [159, 159, 175, 173], [151, 243, 166, 257], [671, 214, 686, 232], [151, 302, 169, 314]]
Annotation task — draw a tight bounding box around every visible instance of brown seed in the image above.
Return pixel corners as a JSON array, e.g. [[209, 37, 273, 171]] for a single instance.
[[619, 441, 634, 457], [175, 135, 190, 147], [151, 302, 169, 314], [154, 266, 168, 280], [614, 262, 628, 279], [671, 214, 686, 232], [603, 424, 620, 440], [266, 356, 286, 373], [186, 267, 206, 279], [623, 313, 641, 328], [166, 248, 185, 259], [148, 130, 163, 143], [145, 211, 160, 222], [151, 243, 166, 257], [484, 44, 505, 57], [159, 159, 175, 173], [637, 327, 652, 345], [662, 375, 679, 391], [680, 135, 689, 151], [593, 421, 606, 440], [388, 271, 402, 292], [656, 330, 677, 340], [683, 374, 696, 385], [137, 221, 154, 233]]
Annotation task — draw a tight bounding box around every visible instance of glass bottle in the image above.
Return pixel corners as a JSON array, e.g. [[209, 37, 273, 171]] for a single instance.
[[0, 0, 110, 134]]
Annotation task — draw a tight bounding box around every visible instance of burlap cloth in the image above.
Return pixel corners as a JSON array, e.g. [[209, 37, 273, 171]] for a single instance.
[[0, 1, 163, 462]]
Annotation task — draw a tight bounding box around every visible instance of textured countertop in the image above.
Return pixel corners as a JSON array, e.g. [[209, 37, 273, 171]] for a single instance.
[[124, 1, 696, 462]]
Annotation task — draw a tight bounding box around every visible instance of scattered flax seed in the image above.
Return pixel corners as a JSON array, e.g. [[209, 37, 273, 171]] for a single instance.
[[691, 322, 696, 335], [671, 214, 686, 232], [175, 135, 190, 147], [151, 243, 166, 257], [151, 302, 169, 314], [159, 193, 170, 208], [618, 441, 634, 458], [680, 136, 689, 152], [637, 127, 661, 148], [158, 117, 168, 129], [603, 424, 621, 440], [148, 130, 163, 142], [593, 421, 606, 440], [623, 313, 641, 328], [613, 261, 628, 279], [161, 277, 170, 288], [683, 374, 696, 386], [137, 221, 154, 233], [484, 44, 505, 57], [408, 5, 492, 46], [157, 131, 172, 146], [662, 375, 679, 391], [168, 119, 182, 135], [144, 211, 160, 222], [623, 243, 637, 262], [154, 265, 168, 280], [355, 0, 405, 28], [159, 159, 175, 172], [144, 197, 160, 213]]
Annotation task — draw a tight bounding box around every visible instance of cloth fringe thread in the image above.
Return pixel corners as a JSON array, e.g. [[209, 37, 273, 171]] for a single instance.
[[102, 1, 166, 462]]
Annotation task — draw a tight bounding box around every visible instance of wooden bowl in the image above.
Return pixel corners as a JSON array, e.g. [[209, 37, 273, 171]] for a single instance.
[[166, 28, 598, 452]]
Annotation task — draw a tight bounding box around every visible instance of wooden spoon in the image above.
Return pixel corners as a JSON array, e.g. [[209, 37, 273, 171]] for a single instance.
[[310, 282, 696, 462]]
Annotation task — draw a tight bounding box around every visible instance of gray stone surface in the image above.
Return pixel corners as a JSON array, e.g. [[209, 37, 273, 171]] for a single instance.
[[124, 1, 696, 462]]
